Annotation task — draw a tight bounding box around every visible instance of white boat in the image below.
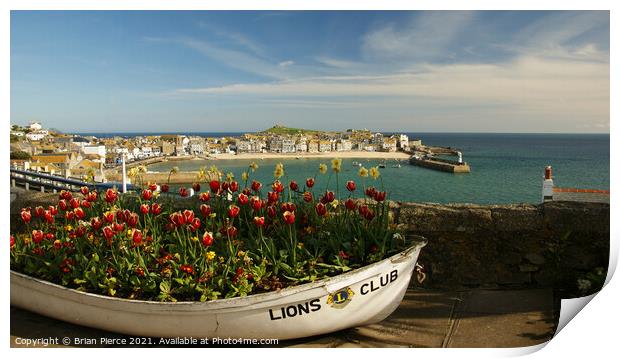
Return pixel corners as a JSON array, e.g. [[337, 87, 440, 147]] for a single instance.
[[11, 239, 426, 340]]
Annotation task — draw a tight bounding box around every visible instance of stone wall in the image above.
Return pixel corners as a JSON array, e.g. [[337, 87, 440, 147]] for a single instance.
[[11, 191, 610, 296], [396, 201, 609, 296]]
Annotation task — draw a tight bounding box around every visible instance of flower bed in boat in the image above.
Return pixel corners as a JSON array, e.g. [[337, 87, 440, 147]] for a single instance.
[[10, 160, 410, 302]]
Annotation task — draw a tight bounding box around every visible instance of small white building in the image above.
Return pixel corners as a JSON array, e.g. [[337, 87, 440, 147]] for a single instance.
[[398, 134, 409, 149], [29, 122, 42, 131], [83, 145, 107, 158], [26, 131, 47, 141]]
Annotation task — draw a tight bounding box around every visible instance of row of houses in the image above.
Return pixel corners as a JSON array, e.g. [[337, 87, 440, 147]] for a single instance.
[[235, 132, 414, 154]]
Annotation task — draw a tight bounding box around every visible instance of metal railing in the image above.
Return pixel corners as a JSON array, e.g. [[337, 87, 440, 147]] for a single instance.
[[10, 169, 135, 193]]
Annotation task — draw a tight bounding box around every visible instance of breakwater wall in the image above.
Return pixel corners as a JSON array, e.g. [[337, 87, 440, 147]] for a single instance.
[[409, 157, 471, 173], [10, 191, 608, 296]]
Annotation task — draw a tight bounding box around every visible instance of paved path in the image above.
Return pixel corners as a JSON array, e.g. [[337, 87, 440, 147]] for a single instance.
[[10, 285, 557, 348]]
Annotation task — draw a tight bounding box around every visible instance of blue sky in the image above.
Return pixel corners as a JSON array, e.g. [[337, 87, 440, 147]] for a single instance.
[[10, 11, 610, 133]]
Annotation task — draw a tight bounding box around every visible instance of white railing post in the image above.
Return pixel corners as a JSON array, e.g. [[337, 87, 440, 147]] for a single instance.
[[122, 153, 127, 194]]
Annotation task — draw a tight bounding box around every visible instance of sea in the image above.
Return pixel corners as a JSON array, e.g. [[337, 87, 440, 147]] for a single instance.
[[78, 132, 610, 205]]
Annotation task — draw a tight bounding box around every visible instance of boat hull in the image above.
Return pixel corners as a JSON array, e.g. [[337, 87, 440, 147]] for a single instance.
[[11, 240, 426, 340]]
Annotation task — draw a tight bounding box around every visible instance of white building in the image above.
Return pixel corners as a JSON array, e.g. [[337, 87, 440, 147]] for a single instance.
[[26, 131, 47, 141], [398, 134, 409, 149], [83, 145, 107, 158], [282, 139, 296, 153], [29, 122, 42, 131]]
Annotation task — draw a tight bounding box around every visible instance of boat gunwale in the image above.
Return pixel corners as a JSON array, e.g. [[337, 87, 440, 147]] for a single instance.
[[11, 239, 427, 310]]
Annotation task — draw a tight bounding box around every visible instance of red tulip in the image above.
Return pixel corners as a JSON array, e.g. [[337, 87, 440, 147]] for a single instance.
[[34, 206, 45, 218], [266, 206, 277, 218], [103, 212, 115, 223], [306, 178, 315, 188], [31, 230, 44, 244], [60, 190, 73, 201], [104, 189, 118, 203], [113, 222, 125, 233], [346, 181, 356, 192], [365, 187, 376, 198], [283, 211, 295, 225], [229, 181, 239, 193], [140, 204, 150, 215], [180, 264, 195, 275], [65, 211, 75, 221], [272, 181, 284, 193], [21, 209, 32, 224], [148, 183, 158, 191], [227, 205, 240, 218], [132, 230, 143, 245], [281, 202, 296, 213], [339, 251, 350, 260], [199, 192, 211, 202], [373, 191, 387, 202], [238, 193, 249, 206], [103, 226, 114, 242], [358, 205, 374, 221], [86, 191, 98, 202], [221, 182, 229, 192], [250, 196, 263, 212], [75, 225, 86, 238], [45, 232, 55, 240], [91, 217, 103, 230], [80, 186, 89, 196], [324, 191, 335, 203], [170, 212, 185, 227], [315, 203, 327, 217], [209, 180, 220, 192], [48, 205, 58, 216], [192, 182, 201, 192], [226, 226, 238, 238], [10, 235, 15, 249], [142, 189, 153, 201], [267, 191, 279, 204], [251, 180, 262, 192], [81, 200, 92, 209], [202, 232, 214, 246], [303, 192, 313, 203], [199, 204, 212, 218], [160, 184, 170, 193], [253, 216, 265, 227], [135, 267, 145, 277], [190, 218, 201, 231], [74, 207, 86, 220], [70, 198, 80, 209], [116, 209, 128, 223], [179, 187, 189, 197], [58, 199, 68, 211], [289, 181, 299, 191], [127, 213, 139, 228], [345, 198, 357, 211], [104, 189, 118, 204], [53, 239, 62, 250], [242, 188, 251, 196], [151, 203, 162, 215], [179, 210, 192, 224], [44, 210, 54, 224]]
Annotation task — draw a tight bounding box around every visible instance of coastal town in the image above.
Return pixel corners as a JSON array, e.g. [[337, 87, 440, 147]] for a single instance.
[[10, 123, 429, 182]]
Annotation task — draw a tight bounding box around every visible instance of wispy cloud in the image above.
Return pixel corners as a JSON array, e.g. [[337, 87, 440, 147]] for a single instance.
[[165, 11, 609, 132], [278, 60, 295, 67], [361, 11, 477, 62]]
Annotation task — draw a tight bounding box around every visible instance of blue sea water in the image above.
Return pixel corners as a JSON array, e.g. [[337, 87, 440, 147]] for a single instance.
[[86, 132, 610, 205]]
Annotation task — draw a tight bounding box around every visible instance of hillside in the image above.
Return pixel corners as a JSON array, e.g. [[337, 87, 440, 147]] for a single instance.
[[259, 125, 322, 135]]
